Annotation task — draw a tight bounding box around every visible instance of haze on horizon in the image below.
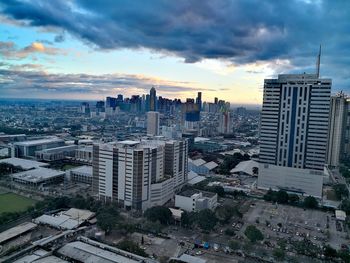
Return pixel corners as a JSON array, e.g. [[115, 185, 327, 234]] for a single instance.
[[0, 0, 349, 105]]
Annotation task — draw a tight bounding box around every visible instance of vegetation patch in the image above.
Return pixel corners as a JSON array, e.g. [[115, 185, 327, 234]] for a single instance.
[[0, 193, 36, 214]]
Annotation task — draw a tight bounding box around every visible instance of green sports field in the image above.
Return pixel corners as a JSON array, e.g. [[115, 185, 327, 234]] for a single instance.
[[0, 193, 36, 214]]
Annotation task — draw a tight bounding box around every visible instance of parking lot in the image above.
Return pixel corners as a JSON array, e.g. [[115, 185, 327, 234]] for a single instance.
[[243, 200, 349, 249]]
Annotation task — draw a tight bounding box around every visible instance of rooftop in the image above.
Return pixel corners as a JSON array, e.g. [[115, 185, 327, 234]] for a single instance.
[[57, 238, 157, 263], [34, 208, 95, 230], [230, 160, 259, 176], [187, 171, 206, 185], [203, 161, 218, 170], [69, 165, 92, 176], [35, 144, 77, 153], [0, 157, 49, 170], [12, 167, 65, 183], [189, 158, 206, 167], [0, 222, 37, 244], [14, 137, 64, 147], [178, 189, 216, 198], [177, 254, 207, 263]]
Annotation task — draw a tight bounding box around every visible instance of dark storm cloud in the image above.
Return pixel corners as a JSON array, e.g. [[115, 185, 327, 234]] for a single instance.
[[0, 68, 201, 97], [1, 0, 350, 89]]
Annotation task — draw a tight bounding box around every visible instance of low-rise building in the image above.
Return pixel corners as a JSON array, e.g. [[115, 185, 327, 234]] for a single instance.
[[175, 189, 217, 212], [11, 167, 65, 188], [33, 208, 95, 230], [56, 236, 158, 263], [0, 157, 49, 170], [35, 145, 77, 161], [258, 163, 324, 198], [74, 145, 93, 164], [0, 222, 37, 256], [69, 165, 92, 184], [188, 158, 218, 175], [230, 160, 259, 176], [13, 137, 65, 158]]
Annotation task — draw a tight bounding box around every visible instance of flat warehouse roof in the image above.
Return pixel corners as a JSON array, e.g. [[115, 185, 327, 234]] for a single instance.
[[58, 241, 144, 263], [0, 157, 49, 170], [14, 138, 64, 146], [12, 167, 65, 183], [0, 222, 37, 244]]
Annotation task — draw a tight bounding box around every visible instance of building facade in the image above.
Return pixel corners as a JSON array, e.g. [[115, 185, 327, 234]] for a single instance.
[[327, 94, 348, 167], [149, 87, 157, 111], [175, 189, 218, 212], [147, 111, 160, 136], [258, 73, 331, 197], [92, 138, 188, 210], [13, 138, 65, 158]]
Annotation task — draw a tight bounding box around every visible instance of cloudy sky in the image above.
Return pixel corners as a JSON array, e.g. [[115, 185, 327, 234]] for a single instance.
[[0, 0, 349, 105]]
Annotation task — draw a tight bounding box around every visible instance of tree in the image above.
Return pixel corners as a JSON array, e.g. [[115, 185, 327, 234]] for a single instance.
[[244, 225, 264, 242], [116, 240, 148, 257], [97, 212, 118, 233], [276, 190, 289, 204], [216, 205, 242, 223], [252, 166, 258, 175], [180, 211, 194, 228], [333, 184, 349, 200], [338, 250, 350, 262], [323, 245, 337, 259], [340, 199, 350, 215], [141, 220, 163, 234], [218, 153, 250, 174], [96, 205, 120, 234], [70, 195, 87, 209], [144, 206, 172, 225], [196, 209, 218, 231], [208, 186, 225, 197], [229, 240, 240, 250], [273, 248, 285, 261], [263, 189, 275, 202], [225, 228, 235, 236], [288, 194, 300, 205], [303, 196, 318, 209]]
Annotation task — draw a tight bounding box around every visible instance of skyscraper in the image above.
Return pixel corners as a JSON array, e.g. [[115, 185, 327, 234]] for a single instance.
[[327, 93, 348, 167], [92, 138, 188, 210], [147, 111, 160, 136], [258, 73, 331, 197], [196, 92, 202, 111], [149, 87, 157, 111]]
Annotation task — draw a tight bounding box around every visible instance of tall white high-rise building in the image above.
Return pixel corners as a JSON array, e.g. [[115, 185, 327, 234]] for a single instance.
[[258, 73, 331, 197], [327, 93, 348, 167], [218, 111, 231, 134], [92, 138, 188, 210], [147, 111, 160, 136]]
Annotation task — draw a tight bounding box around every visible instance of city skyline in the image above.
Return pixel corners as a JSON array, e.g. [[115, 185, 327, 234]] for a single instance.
[[0, 0, 350, 105]]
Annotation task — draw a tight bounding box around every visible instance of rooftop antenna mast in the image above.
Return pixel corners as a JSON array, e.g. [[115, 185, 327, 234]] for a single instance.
[[316, 44, 321, 78]]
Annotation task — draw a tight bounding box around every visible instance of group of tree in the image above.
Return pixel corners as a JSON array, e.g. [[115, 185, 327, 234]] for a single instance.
[[216, 205, 242, 224], [116, 240, 148, 257], [0, 163, 23, 176], [339, 161, 350, 180], [292, 240, 350, 261], [144, 206, 173, 225], [263, 189, 318, 209], [244, 225, 264, 242], [181, 209, 218, 231], [96, 205, 120, 234], [217, 152, 250, 175], [333, 183, 349, 200]]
